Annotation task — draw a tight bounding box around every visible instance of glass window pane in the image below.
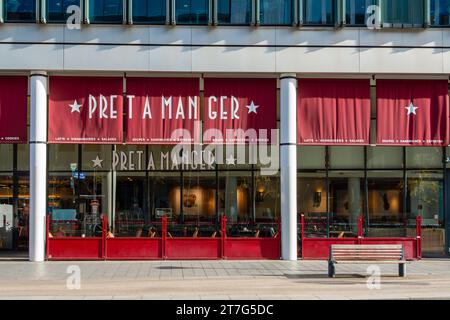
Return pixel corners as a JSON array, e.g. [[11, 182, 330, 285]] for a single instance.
[[17, 174, 29, 249], [0, 174, 14, 249], [218, 171, 252, 222], [89, 0, 123, 23], [17, 144, 29, 171], [82, 145, 112, 171], [297, 146, 326, 169], [367, 146, 403, 169], [382, 0, 424, 27], [49, 144, 78, 171], [217, 0, 252, 25], [47, 0, 80, 23], [406, 147, 443, 169], [431, 0, 450, 26], [175, 0, 209, 25], [132, 0, 166, 24], [303, 0, 334, 25], [0, 145, 13, 171], [345, 0, 377, 25], [255, 173, 280, 221], [329, 146, 364, 169], [151, 171, 180, 220], [260, 0, 292, 25], [298, 173, 327, 215], [5, 0, 36, 22], [182, 171, 216, 223]]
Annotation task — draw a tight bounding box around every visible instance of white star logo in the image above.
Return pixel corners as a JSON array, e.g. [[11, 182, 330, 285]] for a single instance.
[[225, 154, 236, 166], [405, 102, 419, 116], [69, 100, 82, 113], [91, 155, 103, 169], [246, 101, 259, 114]]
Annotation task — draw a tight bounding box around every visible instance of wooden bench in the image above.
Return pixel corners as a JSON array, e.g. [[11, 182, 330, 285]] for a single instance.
[[328, 244, 407, 278]]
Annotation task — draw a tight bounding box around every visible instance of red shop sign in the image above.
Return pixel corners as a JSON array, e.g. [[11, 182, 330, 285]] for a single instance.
[[298, 79, 371, 146], [126, 77, 200, 144], [203, 78, 277, 144], [0, 76, 28, 144], [48, 76, 123, 144]]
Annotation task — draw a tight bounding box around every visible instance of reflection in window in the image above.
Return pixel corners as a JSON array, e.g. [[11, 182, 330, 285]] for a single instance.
[[150, 172, 180, 221], [182, 172, 216, 224], [175, 0, 209, 25], [4, 0, 36, 22], [89, 0, 123, 23], [217, 0, 252, 25], [303, 0, 334, 25], [382, 0, 424, 27], [431, 0, 450, 26], [47, 0, 80, 22], [345, 0, 377, 25], [219, 172, 252, 223], [132, 0, 166, 24], [0, 175, 14, 249], [260, 0, 292, 25]]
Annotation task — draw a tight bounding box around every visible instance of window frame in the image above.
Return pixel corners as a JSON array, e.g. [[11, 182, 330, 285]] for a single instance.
[[85, 0, 126, 24], [299, 0, 339, 27], [429, 0, 450, 27], [43, 0, 83, 24], [3, 0, 40, 23]]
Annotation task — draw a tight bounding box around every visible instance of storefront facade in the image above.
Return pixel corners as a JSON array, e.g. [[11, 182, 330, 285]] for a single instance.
[[0, 0, 449, 261]]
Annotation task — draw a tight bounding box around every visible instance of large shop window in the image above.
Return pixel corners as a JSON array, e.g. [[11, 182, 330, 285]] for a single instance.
[[302, 0, 335, 25], [4, 0, 36, 22], [382, 0, 424, 27], [217, 0, 252, 25], [175, 0, 209, 24], [259, 0, 293, 25], [430, 0, 450, 26], [46, 0, 80, 22], [132, 0, 166, 24], [345, 0, 377, 26], [89, 0, 123, 23]]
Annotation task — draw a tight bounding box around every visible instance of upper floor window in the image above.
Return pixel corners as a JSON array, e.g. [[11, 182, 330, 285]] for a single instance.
[[4, 0, 36, 22], [260, 0, 292, 25], [303, 0, 334, 25], [345, 0, 377, 26], [89, 0, 123, 24], [430, 0, 450, 26], [132, 0, 167, 24], [47, 0, 80, 23], [217, 0, 252, 25], [382, 0, 424, 27], [175, 0, 209, 25]]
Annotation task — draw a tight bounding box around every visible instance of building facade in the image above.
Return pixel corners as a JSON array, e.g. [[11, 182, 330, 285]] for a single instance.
[[0, 0, 449, 261]]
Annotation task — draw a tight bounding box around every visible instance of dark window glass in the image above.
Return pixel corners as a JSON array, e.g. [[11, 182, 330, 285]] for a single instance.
[[89, 0, 123, 23], [345, 0, 377, 26], [47, 0, 80, 23], [260, 0, 292, 25], [4, 0, 36, 22], [175, 0, 209, 25], [431, 0, 450, 26], [217, 0, 252, 25], [132, 0, 166, 24], [303, 0, 334, 25], [382, 0, 424, 27]]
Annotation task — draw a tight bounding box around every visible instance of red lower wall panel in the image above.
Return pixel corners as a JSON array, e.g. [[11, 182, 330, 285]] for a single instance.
[[360, 238, 418, 260], [106, 238, 162, 260], [224, 238, 280, 260], [48, 238, 103, 260], [301, 238, 359, 260], [166, 238, 221, 260]]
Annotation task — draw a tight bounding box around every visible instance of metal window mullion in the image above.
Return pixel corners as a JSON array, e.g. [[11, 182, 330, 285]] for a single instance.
[[292, 0, 298, 26], [123, 0, 127, 24], [36, 0, 42, 23], [335, 0, 343, 27], [171, 0, 176, 25], [255, 0, 260, 26], [208, 0, 213, 25], [127, 0, 133, 24], [424, 0, 430, 27], [84, 0, 90, 24], [165, 0, 170, 24], [212, 0, 218, 26], [0, 0, 4, 24], [298, 0, 303, 26]]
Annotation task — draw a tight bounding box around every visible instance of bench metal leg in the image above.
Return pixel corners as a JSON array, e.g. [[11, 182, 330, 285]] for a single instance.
[[399, 263, 406, 277], [328, 261, 335, 278]]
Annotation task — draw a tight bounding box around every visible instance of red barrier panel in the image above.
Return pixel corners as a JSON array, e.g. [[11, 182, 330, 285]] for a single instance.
[[166, 238, 222, 260], [47, 238, 103, 260], [360, 238, 418, 261], [105, 238, 163, 260], [224, 238, 281, 260], [302, 238, 359, 260]]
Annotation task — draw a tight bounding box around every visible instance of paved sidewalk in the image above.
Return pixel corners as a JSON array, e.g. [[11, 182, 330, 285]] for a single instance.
[[0, 259, 449, 300]]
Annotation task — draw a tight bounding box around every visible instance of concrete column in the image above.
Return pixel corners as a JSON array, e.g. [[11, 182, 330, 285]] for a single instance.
[[280, 74, 297, 261], [29, 72, 48, 262]]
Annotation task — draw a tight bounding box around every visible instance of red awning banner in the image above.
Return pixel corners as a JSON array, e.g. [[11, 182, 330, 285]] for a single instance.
[[203, 78, 277, 144], [48, 77, 123, 144], [126, 77, 200, 144], [297, 79, 371, 145], [377, 79, 449, 146], [0, 76, 28, 144]]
